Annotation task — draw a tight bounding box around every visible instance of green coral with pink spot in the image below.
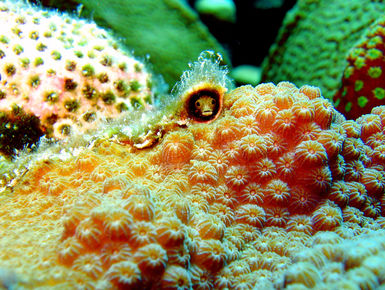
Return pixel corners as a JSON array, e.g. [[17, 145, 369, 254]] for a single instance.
[[334, 17, 385, 119]]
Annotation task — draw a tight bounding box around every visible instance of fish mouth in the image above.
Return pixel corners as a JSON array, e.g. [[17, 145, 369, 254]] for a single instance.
[[201, 110, 213, 116]]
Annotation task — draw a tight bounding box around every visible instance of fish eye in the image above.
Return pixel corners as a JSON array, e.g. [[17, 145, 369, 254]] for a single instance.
[[196, 100, 201, 107], [211, 99, 216, 105]]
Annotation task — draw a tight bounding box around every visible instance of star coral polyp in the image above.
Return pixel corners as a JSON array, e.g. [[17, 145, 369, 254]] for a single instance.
[[3, 77, 385, 289]]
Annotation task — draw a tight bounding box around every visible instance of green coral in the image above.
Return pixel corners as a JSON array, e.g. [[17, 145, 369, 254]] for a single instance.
[[34, 57, 44, 66], [345, 101, 353, 112], [101, 91, 116, 104], [13, 44, 23, 55], [51, 50, 62, 60], [367, 48, 382, 60], [261, 0, 385, 100], [354, 80, 364, 92], [81, 64, 95, 77], [357, 96, 369, 108], [29, 75, 41, 88], [368, 66, 382, 78], [373, 87, 385, 100]]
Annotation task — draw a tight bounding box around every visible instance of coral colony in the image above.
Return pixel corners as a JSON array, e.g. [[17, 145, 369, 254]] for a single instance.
[[334, 17, 385, 120], [0, 0, 153, 156], [1, 1, 385, 290]]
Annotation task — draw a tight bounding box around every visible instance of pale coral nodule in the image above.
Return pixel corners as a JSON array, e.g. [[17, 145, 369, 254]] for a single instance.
[[0, 0, 153, 143], [3, 79, 385, 289]]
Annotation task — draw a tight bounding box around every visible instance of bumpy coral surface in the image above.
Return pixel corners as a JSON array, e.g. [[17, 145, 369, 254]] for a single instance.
[[333, 17, 385, 120], [0, 1, 153, 147], [1, 82, 385, 289], [261, 0, 385, 100]]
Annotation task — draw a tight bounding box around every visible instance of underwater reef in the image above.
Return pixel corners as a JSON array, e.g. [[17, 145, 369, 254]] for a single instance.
[[2, 0, 385, 289], [2, 55, 385, 288]]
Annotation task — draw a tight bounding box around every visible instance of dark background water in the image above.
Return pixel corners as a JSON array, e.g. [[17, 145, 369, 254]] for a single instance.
[[187, 0, 296, 68]]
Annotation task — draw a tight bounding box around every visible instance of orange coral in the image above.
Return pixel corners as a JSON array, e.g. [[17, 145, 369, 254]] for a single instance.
[[347, 181, 368, 208], [317, 130, 343, 158], [100, 242, 131, 267], [239, 183, 264, 205], [286, 215, 313, 235], [273, 109, 297, 135], [73, 253, 104, 279], [188, 161, 218, 185], [284, 261, 321, 287], [0, 0, 154, 157], [255, 100, 278, 127], [191, 140, 212, 160], [155, 217, 185, 248], [93, 207, 133, 239], [294, 122, 322, 143], [194, 214, 225, 240], [289, 187, 318, 214], [124, 194, 155, 221], [299, 85, 321, 100], [267, 133, 288, 157], [361, 168, 385, 197], [292, 99, 315, 121], [312, 202, 343, 231], [238, 115, 261, 135], [216, 185, 238, 208], [75, 218, 103, 247], [252, 158, 276, 182], [266, 207, 290, 227], [276, 153, 296, 181], [312, 98, 334, 129], [106, 260, 142, 288], [134, 243, 168, 277], [264, 179, 291, 205], [161, 131, 194, 165], [192, 239, 227, 272], [328, 181, 350, 207], [213, 116, 241, 146], [3, 81, 385, 289], [239, 134, 267, 161], [299, 166, 332, 193], [235, 204, 266, 228], [57, 236, 85, 265], [209, 203, 235, 226], [129, 221, 157, 248], [225, 165, 249, 189], [160, 265, 191, 289], [295, 140, 327, 167], [190, 184, 216, 203]]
